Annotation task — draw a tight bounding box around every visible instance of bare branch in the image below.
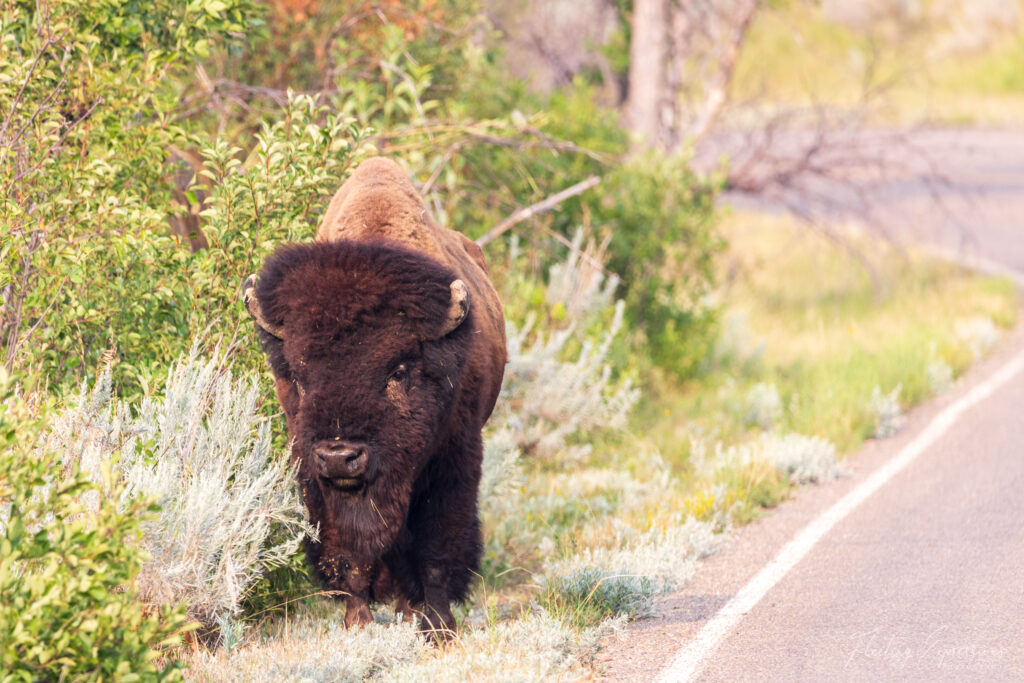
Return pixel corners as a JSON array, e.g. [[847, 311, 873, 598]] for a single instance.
[[476, 175, 601, 247], [419, 142, 463, 196], [683, 0, 759, 145], [540, 224, 617, 278]]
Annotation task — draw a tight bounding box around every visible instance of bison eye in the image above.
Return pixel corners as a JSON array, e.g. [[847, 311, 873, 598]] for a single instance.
[[387, 364, 409, 387]]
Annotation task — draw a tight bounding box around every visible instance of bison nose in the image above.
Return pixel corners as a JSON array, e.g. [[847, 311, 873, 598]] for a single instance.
[[313, 440, 369, 479]]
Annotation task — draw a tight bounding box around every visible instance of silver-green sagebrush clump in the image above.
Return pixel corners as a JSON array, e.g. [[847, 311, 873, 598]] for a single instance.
[[692, 432, 843, 486], [744, 382, 783, 430], [42, 349, 314, 629], [869, 384, 905, 438], [1, 370, 192, 681], [492, 236, 638, 461]]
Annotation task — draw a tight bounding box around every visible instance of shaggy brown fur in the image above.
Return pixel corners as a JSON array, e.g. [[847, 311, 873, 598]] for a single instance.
[[247, 157, 506, 638], [316, 157, 502, 339]]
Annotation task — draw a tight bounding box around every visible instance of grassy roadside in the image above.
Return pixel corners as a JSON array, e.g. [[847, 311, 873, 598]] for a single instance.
[[640, 212, 1016, 523], [183, 213, 1018, 681], [644, 212, 1017, 453]]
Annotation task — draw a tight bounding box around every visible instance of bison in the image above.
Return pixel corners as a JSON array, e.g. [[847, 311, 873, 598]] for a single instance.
[[243, 157, 506, 638]]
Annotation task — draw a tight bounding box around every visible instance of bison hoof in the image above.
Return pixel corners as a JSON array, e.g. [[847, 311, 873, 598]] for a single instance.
[[394, 596, 418, 624], [419, 608, 457, 644], [344, 603, 373, 629]]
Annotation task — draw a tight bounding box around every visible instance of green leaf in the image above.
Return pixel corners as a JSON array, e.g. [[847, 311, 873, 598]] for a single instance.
[[6, 516, 24, 546]]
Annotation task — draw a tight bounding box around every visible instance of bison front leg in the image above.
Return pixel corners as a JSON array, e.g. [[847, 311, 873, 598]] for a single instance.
[[419, 564, 457, 640], [320, 554, 374, 628], [373, 564, 417, 623], [343, 563, 375, 628], [411, 437, 484, 642]]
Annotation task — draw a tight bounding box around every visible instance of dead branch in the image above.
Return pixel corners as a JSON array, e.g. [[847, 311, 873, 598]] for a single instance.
[[372, 125, 610, 164], [475, 175, 601, 247], [540, 224, 617, 278], [683, 0, 759, 145], [694, 91, 973, 293], [420, 142, 463, 196]]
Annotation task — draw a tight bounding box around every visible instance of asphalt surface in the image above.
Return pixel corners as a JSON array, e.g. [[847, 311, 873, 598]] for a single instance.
[[600, 304, 1024, 683], [692, 344, 1024, 682], [598, 128, 1024, 681], [846, 129, 1024, 272]]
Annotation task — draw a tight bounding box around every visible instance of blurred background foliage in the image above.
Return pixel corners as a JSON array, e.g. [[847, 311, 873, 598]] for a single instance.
[[0, 0, 723, 400]]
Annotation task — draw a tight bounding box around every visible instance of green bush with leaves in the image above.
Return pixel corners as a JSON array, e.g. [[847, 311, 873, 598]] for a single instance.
[[0, 0, 258, 391], [599, 153, 723, 378], [0, 371, 193, 681], [2, 0, 723, 395], [1, 0, 365, 396], [458, 82, 724, 379]]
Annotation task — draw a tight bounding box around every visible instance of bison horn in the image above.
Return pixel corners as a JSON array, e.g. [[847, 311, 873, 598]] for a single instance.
[[243, 274, 286, 339], [438, 279, 470, 337]]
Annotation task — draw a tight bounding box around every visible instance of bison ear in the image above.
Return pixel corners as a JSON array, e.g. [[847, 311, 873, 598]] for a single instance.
[[243, 274, 286, 339], [435, 279, 469, 338]]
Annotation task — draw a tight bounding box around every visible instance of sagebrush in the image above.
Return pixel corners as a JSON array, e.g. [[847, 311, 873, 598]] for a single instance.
[[42, 350, 313, 628], [1, 371, 192, 681]]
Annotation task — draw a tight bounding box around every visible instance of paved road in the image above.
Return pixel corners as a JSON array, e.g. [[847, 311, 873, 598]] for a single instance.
[[845, 129, 1024, 272], [717, 128, 1024, 271], [599, 128, 1024, 681], [692, 346, 1024, 681]]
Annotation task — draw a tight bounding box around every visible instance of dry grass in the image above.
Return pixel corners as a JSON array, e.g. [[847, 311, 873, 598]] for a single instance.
[[187, 602, 623, 682]]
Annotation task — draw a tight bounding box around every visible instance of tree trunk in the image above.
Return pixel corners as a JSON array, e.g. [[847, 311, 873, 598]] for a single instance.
[[623, 0, 667, 148]]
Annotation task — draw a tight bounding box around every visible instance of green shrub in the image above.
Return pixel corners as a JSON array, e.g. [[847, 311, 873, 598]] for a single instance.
[[0, 0, 257, 393], [2, 0, 724, 394], [540, 567, 656, 629], [2, 38, 365, 397], [598, 154, 724, 378], [461, 82, 724, 379], [0, 371, 193, 681]]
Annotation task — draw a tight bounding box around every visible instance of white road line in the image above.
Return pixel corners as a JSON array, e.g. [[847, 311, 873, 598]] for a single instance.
[[658, 348, 1024, 683]]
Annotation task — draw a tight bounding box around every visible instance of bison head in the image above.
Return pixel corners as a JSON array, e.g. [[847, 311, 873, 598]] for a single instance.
[[244, 241, 472, 556]]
